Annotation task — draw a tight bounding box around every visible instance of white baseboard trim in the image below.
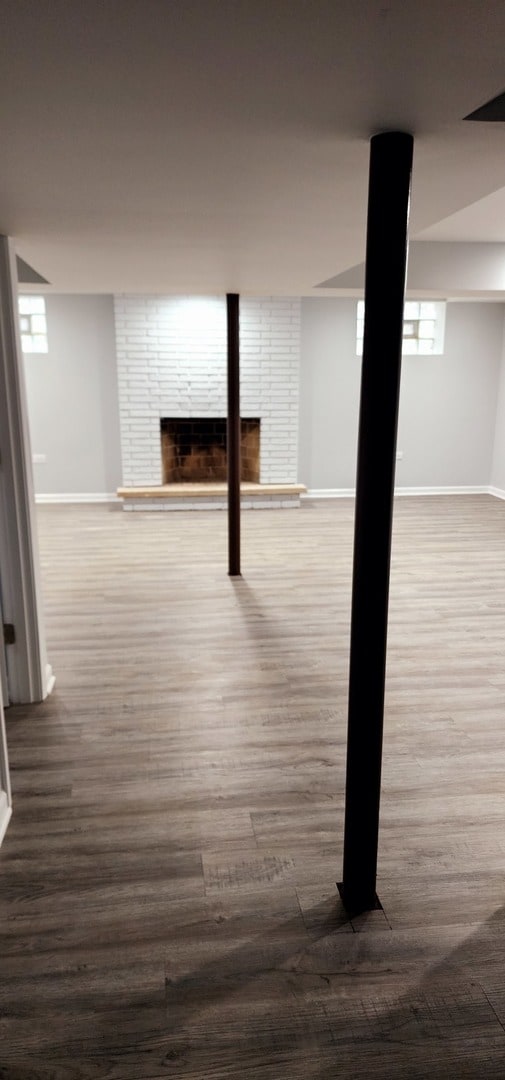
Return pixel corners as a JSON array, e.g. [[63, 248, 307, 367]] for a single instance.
[[489, 486, 505, 501], [36, 493, 119, 504], [302, 489, 355, 499], [304, 485, 490, 499], [0, 790, 12, 847], [396, 485, 489, 496]]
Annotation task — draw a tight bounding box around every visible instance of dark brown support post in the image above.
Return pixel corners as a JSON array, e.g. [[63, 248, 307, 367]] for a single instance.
[[227, 293, 241, 576], [338, 132, 414, 915]]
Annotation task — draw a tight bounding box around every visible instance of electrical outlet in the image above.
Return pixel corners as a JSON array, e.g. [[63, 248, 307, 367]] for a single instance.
[[32, 453, 46, 464], [396, 450, 403, 461]]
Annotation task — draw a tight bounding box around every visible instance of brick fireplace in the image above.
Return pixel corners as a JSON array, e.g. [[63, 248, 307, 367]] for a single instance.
[[114, 295, 301, 507], [161, 418, 260, 484]]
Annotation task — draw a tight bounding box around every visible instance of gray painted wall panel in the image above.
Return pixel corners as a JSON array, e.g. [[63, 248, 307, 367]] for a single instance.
[[491, 310, 505, 492], [299, 298, 504, 490], [23, 295, 122, 495], [299, 298, 360, 490]]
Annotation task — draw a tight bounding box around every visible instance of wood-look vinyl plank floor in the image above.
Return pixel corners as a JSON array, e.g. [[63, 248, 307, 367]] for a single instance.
[[1, 495, 505, 1077]]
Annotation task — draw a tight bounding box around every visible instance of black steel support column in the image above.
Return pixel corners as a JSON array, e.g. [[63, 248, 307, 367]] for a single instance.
[[227, 293, 241, 576], [339, 132, 414, 914]]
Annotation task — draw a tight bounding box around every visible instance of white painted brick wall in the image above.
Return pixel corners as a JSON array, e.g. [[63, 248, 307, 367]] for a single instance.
[[114, 295, 301, 486]]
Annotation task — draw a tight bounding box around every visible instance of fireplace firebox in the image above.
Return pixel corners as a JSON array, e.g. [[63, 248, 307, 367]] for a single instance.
[[161, 418, 260, 484]]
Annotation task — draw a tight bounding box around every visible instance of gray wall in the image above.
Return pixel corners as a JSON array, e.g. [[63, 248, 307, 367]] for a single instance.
[[22, 293, 505, 496], [491, 312, 505, 493], [23, 295, 122, 495], [299, 298, 360, 490], [299, 298, 504, 490]]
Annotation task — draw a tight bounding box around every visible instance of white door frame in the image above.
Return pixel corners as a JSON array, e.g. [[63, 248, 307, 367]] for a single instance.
[[0, 235, 53, 704], [0, 591, 9, 707]]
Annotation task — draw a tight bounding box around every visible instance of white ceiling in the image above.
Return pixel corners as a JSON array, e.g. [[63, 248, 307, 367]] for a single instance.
[[419, 187, 505, 243], [3, 0, 505, 295]]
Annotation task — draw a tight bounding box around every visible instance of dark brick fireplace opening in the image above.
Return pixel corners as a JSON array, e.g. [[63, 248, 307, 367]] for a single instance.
[[161, 418, 260, 483]]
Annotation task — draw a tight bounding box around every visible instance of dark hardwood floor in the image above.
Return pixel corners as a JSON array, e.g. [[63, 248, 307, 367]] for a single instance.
[[2, 495, 505, 1078]]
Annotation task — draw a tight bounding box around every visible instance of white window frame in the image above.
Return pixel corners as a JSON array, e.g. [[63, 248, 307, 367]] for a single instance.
[[356, 300, 446, 356], [18, 295, 48, 353]]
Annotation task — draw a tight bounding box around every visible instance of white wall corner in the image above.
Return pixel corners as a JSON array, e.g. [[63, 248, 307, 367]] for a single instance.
[[0, 687, 11, 814], [45, 663, 56, 696], [0, 790, 12, 847]]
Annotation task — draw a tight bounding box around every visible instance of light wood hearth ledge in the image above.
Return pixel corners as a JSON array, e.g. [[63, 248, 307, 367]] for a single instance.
[[117, 482, 306, 499]]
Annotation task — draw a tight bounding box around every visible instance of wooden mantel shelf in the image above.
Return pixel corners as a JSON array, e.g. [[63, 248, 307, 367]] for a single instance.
[[117, 482, 307, 500]]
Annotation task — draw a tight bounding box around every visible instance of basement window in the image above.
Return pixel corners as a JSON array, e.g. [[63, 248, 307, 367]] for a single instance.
[[356, 300, 445, 356], [18, 296, 48, 353]]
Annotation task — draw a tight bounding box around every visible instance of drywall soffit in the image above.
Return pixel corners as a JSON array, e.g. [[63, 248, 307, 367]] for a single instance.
[[317, 241, 505, 296]]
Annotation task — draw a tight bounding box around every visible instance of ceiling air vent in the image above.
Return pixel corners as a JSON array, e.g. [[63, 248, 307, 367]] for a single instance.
[[465, 90, 505, 122]]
